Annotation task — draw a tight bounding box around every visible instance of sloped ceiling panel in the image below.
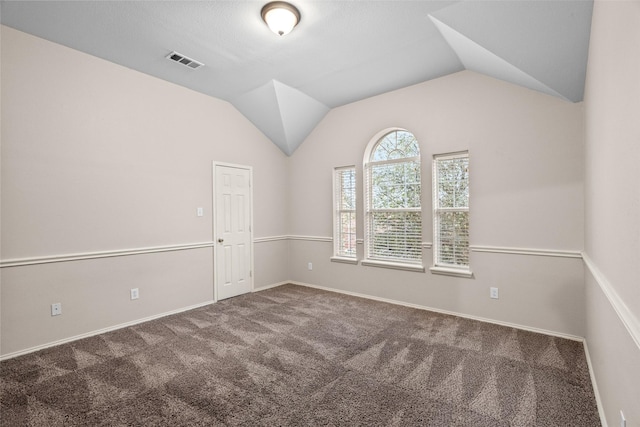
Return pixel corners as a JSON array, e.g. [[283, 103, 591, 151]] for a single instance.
[[429, 1, 593, 102], [231, 80, 287, 151], [429, 16, 568, 101], [232, 80, 329, 156], [272, 81, 330, 155]]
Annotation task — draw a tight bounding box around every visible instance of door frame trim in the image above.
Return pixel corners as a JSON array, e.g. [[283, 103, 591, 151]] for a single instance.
[[212, 161, 254, 302]]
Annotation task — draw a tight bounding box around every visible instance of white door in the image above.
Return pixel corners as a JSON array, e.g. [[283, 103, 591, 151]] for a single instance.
[[214, 163, 253, 300]]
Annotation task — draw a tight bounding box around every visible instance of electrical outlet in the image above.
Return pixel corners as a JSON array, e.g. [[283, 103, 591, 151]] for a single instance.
[[51, 303, 62, 316], [130, 288, 139, 300], [620, 410, 626, 427], [490, 287, 499, 299], [308, 262, 313, 271]]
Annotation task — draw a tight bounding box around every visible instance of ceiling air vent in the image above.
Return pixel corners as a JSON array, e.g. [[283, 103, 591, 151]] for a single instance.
[[166, 51, 204, 70]]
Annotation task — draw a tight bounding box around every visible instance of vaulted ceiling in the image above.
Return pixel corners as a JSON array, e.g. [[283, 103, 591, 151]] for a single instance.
[[1, 1, 593, 155]]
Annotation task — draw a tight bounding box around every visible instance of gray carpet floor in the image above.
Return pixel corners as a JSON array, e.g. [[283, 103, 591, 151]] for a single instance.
[[1, 284, 600, 426]]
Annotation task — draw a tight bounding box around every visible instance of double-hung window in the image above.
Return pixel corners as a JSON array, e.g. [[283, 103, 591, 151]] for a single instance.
[[332, 166, 357, 261], [364, 130, 423, 270], [432, 152, 471, 276]]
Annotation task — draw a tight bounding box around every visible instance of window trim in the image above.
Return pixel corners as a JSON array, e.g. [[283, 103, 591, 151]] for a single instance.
[[332, 165, 357, 260], [330, 256, 359, 265], [432, 151, 471, 277], [429, 266, 473, 278], [364, 128, 424, 267], [362, 259, 425, 272]]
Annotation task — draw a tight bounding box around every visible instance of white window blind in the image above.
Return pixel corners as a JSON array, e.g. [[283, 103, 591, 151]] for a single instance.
[[365, 130, 422, 264], [433, 152, 469, 268], [333, 166, 357, 258]]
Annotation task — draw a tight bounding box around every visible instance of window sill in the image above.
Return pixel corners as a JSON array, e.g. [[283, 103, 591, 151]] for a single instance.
[[429, 266, 474, 278], [361, 259, 425, 272], [330, 256, 358, 265]]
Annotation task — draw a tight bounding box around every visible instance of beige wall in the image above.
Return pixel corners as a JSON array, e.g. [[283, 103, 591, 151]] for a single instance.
[[583, 1, 640, 426], [288, 70, 586, 337], [0, 26, 289, 356]]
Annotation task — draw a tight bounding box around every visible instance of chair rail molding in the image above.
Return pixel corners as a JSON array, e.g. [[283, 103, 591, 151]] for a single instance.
[[582, 252, 640, 351], [470, 245, 582, 259], [0, 242, 215, 268]]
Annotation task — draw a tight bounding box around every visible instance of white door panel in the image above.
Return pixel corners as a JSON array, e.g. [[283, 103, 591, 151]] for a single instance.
[[214, 164, 253, 300]]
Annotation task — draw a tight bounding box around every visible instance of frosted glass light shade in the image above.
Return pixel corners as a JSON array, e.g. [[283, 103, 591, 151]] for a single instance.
[[261, 2, 300, 36]]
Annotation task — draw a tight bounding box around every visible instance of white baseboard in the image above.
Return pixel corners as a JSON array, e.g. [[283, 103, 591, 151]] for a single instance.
[[583, 340, 608, 427], [0, 300, 214, 361], [253, 281, 291, 292], [289, 280, 584, 342]]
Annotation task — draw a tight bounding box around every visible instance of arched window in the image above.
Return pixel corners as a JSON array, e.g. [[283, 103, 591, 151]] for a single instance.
[[364, 129, 422, 265]]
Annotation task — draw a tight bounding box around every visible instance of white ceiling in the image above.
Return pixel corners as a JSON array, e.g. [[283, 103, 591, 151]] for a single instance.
[[1, 1, 593, 155]]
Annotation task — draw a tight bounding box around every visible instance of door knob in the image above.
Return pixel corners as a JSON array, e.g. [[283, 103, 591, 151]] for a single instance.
[[218, 238, 224, 243]]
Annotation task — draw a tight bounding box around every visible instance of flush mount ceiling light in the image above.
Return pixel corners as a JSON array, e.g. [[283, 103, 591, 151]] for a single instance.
[[261, 1, 300, 36]]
